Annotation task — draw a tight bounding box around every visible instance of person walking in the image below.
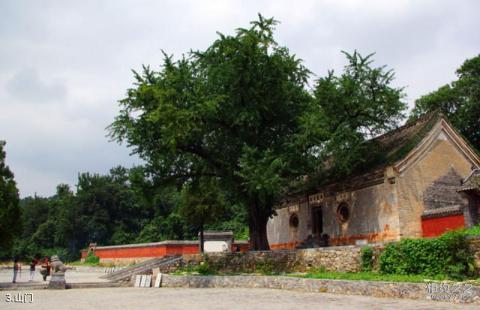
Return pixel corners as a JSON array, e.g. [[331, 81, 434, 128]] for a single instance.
[[40, 256, 50, 281], [29, 259, 37, 281], [12, 259, 20, 283]]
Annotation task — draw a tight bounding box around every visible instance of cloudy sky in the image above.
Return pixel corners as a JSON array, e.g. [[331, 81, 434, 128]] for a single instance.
[[0, 0, 479, 197]]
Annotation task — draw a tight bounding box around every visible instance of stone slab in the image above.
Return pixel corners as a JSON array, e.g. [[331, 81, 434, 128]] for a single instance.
[[144, 275, 151, 287], [154, 273, 162, 288], [134, 275, 142, 287], [140, 275, 147, 287]]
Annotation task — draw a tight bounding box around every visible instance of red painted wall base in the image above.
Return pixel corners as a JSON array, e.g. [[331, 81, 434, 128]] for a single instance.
[[81, 242, 249, 260], [421, 214, 465, 238]]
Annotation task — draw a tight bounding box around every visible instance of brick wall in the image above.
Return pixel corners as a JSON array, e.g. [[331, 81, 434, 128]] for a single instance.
[[179, 236, 480, 275], [81, 240, 249, 265], [267, 180, 400, 248], [182, 245, 372, 273]]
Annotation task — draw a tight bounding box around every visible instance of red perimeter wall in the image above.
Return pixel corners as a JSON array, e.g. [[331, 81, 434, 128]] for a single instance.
[[81, 242, 249, 259], [421, 214, 465, 238]]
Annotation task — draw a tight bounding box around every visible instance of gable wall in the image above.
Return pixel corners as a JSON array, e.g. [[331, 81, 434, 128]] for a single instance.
[[395, 133, 473, 238]]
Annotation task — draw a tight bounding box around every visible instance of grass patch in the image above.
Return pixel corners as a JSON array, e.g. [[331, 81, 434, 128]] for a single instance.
[[462, 224, 480, 236], [292, 270, 480, 284], [173, 261, 217, 276]]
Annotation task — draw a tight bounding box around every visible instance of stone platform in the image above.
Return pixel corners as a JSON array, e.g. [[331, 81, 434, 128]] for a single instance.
[[160, 274, 480, 304]]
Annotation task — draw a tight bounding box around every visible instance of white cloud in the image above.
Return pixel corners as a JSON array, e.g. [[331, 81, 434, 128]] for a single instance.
[[0, 0, 479, 197], [6, 68, 67, 103]]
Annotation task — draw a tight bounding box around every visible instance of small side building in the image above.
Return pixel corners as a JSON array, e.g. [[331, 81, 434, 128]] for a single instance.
[[267, 112, 480, 249]]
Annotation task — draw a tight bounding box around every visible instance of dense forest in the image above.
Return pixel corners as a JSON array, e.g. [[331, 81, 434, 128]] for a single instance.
[[0, 15, 478, 260], [1, 166, 248, 261]]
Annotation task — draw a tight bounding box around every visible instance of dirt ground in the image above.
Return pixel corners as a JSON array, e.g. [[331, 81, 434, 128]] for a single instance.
[[1, 269, 477, 309], [0, 269, 109, 284], [2, 287, 478, 310]]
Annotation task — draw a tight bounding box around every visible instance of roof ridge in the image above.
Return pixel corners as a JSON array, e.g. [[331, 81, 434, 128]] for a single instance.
[[463, 168, 480, 184], [375, 110, 442, 142]]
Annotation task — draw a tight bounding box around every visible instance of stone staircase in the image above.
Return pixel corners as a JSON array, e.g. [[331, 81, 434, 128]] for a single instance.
[[100, 256, 182, 282], [295, 235, 328, 249]]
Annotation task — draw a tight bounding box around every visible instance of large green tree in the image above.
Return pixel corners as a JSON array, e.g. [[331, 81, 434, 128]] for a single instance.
[[109, 16, 314, 250], [410, 54, 480, 150], [109, 16, 406, 250], [0, 141, 21, 254]]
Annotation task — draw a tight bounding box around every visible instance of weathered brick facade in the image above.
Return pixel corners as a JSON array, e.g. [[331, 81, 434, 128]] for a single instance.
[[267, 113, 480, 248]]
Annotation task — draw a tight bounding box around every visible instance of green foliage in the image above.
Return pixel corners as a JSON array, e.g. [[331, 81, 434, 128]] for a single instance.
[[179, 177, 225, 232], [463, 225, 480, 236], [41, 248, 73, 263], [255, 258, 276, 275], [410, 54, 480, 150], [108, 15, 315, 250], [311, 51, 406, 178], [175, 255, 216, 275], [308, 265, 326, 274], [109, 16, 407, 250], [361, 246, 374, 272], [196, 261, 214, 275], [0, 141, 21, 254], [3, 17, 411, 257], [379, 231, 474, 279], [84, 251, 100, 264], [299, 271, 449, 283], [4, 165, 248, 261]]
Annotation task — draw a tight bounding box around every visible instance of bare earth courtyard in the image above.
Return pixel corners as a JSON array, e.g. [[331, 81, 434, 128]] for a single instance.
[[1, 270, 478, 310], [2, 287, 478, 310]]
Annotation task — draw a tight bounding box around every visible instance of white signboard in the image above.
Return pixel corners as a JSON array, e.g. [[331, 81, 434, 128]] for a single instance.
[[204, 240, 229, 252]]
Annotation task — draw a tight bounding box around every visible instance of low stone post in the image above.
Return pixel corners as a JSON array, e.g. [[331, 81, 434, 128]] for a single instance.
[[48, 255, 67, 289]]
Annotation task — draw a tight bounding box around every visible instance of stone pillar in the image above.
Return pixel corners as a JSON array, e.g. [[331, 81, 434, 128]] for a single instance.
[[48, 272, 66, 289], [462, 192, 480, 227]]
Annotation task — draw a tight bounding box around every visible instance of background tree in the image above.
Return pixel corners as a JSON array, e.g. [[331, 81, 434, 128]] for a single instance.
[[312, 51, 406, 178], [410, 54, 480, 150], [0, 141, 21, 255], [5, 165, 243, 261], [179, 178, 225, 252], [109, 15, 314, 250]]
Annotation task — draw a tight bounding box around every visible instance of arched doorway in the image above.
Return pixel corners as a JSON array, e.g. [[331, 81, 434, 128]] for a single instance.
[[311, 206, 323, 237]]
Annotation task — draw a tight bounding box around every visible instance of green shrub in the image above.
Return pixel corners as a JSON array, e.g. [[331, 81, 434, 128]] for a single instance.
[[361, 247, 374, 272], [196, 261, 213, 275], [195, 254, 216, 275], [463, 224, 480, 236], [84, 251, 100, 265], [255, 258, 276, 275], [379, 231, 474, 279], [307, 265, 326, 274]]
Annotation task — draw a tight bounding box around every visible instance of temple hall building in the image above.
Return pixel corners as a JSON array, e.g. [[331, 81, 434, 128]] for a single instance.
[[267, 112, 480, 249]]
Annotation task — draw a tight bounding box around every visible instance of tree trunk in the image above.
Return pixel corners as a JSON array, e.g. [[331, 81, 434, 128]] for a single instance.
[[248, 201, 271, 251], [199, 224, 204, 253]]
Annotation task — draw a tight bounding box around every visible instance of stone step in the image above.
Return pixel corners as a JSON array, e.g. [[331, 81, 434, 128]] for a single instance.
[[108, 258, 179, 282], [103, 256, 182, 282], [67, 282, 129, 289], [100, 257, 164, 279], [103, 261, 164, 280], [0, 282, 49, 291], [104, 258, 162, 273]]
